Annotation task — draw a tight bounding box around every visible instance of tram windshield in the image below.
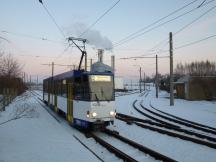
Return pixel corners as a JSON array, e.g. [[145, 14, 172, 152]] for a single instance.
[[89, 75, 114, 101], [74, 74, 114, 101]]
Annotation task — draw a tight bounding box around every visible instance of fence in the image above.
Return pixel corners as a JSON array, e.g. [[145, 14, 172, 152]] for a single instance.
[[0, 88, 18, 111]]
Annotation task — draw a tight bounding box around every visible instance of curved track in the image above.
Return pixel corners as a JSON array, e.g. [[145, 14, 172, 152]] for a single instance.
[[127, 100, 216, 149], [149, 103, 216, 131], [140, 101, 216, 135]]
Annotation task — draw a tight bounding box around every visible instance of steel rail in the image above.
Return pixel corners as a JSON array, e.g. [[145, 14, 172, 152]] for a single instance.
[[140, 102, 216, 135], [117, 113, 216, 143], [133, 100, 180, 128], [104, 129, 177, 162], [150, 103, 216, 131], [131, 101, 216, 149], [89, 132, 138, 162]]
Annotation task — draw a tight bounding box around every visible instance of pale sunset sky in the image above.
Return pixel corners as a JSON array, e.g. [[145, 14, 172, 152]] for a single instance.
[[0, 0, 216, 82]]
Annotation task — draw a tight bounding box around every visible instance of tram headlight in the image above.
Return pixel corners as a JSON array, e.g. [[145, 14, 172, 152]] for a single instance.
[[110, 111, 116, 116], [92, 112, 97, 117], [86, 111, 90, 118]]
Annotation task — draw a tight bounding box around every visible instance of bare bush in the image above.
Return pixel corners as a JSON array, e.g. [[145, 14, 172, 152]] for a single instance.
[[10, 103, 39, 119], [0, 94, 39, 126]]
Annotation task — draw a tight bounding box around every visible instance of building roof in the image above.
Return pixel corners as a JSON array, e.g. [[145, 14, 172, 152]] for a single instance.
[[176, 75, 190, 83], [175, 75, 216, 84]]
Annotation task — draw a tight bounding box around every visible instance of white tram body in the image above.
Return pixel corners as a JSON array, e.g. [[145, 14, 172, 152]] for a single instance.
[[43, 69, 116, 128]]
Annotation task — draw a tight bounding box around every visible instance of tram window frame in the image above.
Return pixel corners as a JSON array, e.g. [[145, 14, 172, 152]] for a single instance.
[[82, 75, 90, 100], [62, 80, 67, 97], [74, 76, 82, 100]]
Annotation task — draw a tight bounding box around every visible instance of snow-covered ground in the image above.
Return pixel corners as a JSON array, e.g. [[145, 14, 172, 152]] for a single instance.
[[0, 89, 216, 162], [114, 88, 216, 162], [150, 91, 216, 127], [0, 92, 100, 162]]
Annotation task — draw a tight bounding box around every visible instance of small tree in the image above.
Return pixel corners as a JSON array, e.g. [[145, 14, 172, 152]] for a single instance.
[[0, 54, 22, 78], [0, 53, 26, 95]]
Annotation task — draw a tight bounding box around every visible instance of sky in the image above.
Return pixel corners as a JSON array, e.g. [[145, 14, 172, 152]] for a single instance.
[[0, 0, 216, 82]]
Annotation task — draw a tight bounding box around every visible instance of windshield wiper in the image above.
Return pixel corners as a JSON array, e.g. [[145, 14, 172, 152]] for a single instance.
[[101, 87, 109, 102], [95, 93, 100, 103]]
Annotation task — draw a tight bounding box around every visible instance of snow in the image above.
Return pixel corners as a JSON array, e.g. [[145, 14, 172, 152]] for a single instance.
[[113, 88, 216, 162], [0, 92, 100, 162], [1, 88, 216, 162], [150, 91, 216, 128]]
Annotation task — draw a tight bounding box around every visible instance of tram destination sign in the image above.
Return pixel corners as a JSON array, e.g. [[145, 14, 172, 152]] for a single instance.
[[90, 75, 111, 82]]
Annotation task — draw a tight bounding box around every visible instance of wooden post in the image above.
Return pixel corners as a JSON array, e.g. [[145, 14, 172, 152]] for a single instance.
[[85, 52, 87, 71], [156, 55, 159, 98], [170, 32, 174, 106], [51, 62, 54, 105], [144, 72, 145, 91], [90, 58, 93, 71], [111, 55, 115, 73], [139, 67, 142, 93]]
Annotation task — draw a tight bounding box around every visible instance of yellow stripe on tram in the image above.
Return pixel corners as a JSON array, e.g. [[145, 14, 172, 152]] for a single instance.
[[67, 83, 73, 123]]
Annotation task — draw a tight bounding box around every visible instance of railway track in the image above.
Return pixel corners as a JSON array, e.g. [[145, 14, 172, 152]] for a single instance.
[[140, 101, 216, 135], [115, 90, 140, 97], [149, 103, 216, 132], [31, 91, 177, 162], [126, 100, 216, 149], [116, 112, 216, 142], [89, 129, 177, 162]]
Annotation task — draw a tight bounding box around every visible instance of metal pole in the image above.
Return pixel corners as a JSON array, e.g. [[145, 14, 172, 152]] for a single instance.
[[111, 55, 115, 74], [90, 59, 93, 71], [51, 62, 54, 105], [85, 52, 87, 71], [143, 72, 145, 91], [169, 32, 174, 106], [156, 55, 158, 98], [24, 72, 25, 83], [139, 67, 142, 93], [52, 62, 54, 79]]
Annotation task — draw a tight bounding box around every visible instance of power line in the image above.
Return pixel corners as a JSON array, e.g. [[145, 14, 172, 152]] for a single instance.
[[120, 56, 169, 60], [114, 0, 199, 46], [18, 54, 58, 58], [145, 3, 216, 55], [79, 0, 121, 37], [175, 34, 216, 50], [39, 0, 65, 38], [1, 30, 64, 44], [0, 36, 10, 43], [120, 33, 216, 60], [153, 33, 216, 54], [53, 44, 71, 62], [114, 0, 215, 47], [197, 0, 207, 8]]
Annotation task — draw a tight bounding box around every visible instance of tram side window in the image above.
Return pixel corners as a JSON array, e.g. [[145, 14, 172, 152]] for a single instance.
[[62, 81, 67, 97], [57, 81, 61, 96], [82, 75, 90, 100], [43, 81, 48, 93], [74, 76, 90, 100], [74, 77, 82, 100]]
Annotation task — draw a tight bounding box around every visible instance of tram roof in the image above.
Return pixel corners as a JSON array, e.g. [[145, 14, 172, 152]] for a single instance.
[[43, 70, 113, 81]]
